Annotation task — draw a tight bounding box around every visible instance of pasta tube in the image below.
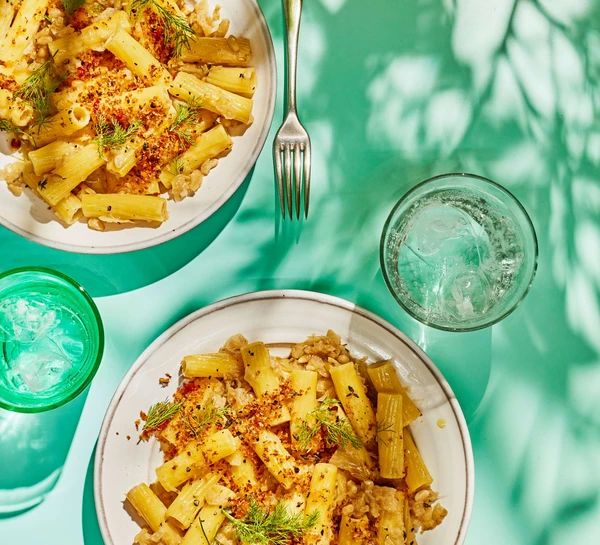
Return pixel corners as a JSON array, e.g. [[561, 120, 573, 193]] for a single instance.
[[81, 194, 168, 223], [0, 0, 49, 63], [252, 430, 297, 490], [206, 67, 256, 97], [49, 11, 131, 65], [404, 429, 433, 492], [160, 124, 232, 187], [329, 363, 377, 446], [156, 440, 206, 492], [226, 451, 258, 490], [41, 144, 106, 206], [106, 29, 169, 83], [367, 361, 422, 425], [376, 393, 404, 479], [290, 369, 318, 451], [181, 353, 243, 378], [166, 473, 220, 530], [29, 105, 90, 147], [29, 141, 79, 176], [126, 483, 167, 532], [181, 36, 252, 66], [304, 463, 338, 545], [202, 429, 238, 464], [53, 193, 82, 226], [169, 72, 253, 123], [241, 342, 280, 397], [181, 505, 225, 545]]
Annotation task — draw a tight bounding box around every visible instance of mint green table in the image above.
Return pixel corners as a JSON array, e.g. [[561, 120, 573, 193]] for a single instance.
[[1, 1, 599, 543]]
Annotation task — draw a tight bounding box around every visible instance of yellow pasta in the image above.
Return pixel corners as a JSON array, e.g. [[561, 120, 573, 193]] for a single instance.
[[155, 440, 206, 492], [404, 429, 433, 493], [1, 3, 256, 231], [53, 193, 82, 226], [201, 428, 237, 464], [181, 353, 243, 378], [0, 0, 49, 63], [304, 463, 338, 545], [206, 67, 256, 97], [290, 369, 318, 451], [41, 144, 106, 206], [126, 483, 167, 533], [329, 363, 377, 446], [169, 72, 253, 123], [81, 194, 168, 223], [106, 29, 169, 83], [367, 361, 422, 425], [160, 124, 232, 187], [181, 37, 252, 66], [128, 332, 446, 545], [181, 505, 225, 545], [28, 141, 79, 176], [50, 11, 131, 65], [252, 430, 297, 490], [166, 473, 220, 530], [30, 106, 90, 147], [376, 393, 404, 479]]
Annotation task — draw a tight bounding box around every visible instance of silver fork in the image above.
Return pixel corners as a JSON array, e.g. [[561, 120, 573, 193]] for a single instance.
[[273, 0, 311, 219]]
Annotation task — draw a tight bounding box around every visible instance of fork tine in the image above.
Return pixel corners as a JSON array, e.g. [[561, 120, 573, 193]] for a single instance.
[[284, 143, 293, 218], [273, 141, 285, 218], [303, 143, 311, 218], [293, 144, 302, 219]]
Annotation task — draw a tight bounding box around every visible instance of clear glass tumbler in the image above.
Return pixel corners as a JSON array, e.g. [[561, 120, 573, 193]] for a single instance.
[[0, 267, 103, 513], [380, 173, 538, 331]]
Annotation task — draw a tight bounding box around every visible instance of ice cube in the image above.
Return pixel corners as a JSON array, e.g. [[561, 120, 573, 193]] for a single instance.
[[6, 339, 73, 393], [0, 298, 59, 344]]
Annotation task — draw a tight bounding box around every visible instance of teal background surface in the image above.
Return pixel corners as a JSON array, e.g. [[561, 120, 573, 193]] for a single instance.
[[1, 0, 599, 543]]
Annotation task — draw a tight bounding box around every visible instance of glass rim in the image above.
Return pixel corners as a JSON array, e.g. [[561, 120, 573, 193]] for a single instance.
[[0, 266, 104, 412], [379, 172, 539, 332]]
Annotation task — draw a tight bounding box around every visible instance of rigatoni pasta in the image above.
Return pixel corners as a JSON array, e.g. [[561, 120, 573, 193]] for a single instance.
[[128, 331, 447, 545], [0, 1, 255, 230]]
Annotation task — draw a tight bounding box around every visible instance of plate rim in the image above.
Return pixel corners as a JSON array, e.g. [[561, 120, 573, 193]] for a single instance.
[[0, 0, 277, 255], [93, 289, 475, 545]]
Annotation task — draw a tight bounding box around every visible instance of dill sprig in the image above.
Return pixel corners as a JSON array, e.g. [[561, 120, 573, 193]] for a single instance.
[[130, 0, 195, 57], [94, 116, 142, 155], [0, 119, 23, 135], [168, 104, 197, 143], [61, 0, 85, 14], [143, 400, 182, 431], [184, 403, 229, 438], [223, 500, 318, 545], [297, 398, 362, 450], [15, 61, 62, 126]]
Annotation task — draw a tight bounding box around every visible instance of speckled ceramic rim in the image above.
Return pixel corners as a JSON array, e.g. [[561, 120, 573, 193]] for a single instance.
[[0, 0, 277, 255], [380, 172, 539, 332], [94, 290, 474, 545], [0, 266, 104, 412]]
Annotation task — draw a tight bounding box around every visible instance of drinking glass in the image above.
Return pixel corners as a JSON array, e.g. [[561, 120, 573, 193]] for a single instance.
[[0, 267, 103, 412], [380, 173, 538, 331]]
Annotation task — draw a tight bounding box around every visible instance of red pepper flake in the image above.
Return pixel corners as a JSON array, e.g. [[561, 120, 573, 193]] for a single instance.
[[10, 138, 21, 150]]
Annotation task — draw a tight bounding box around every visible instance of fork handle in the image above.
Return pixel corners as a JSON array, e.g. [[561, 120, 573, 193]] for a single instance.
[[283, 0, 302, 113]]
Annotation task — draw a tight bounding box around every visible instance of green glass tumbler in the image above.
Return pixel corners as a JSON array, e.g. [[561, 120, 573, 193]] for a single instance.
[[0, 267, 104, 412], [380, 173, 538, 331]]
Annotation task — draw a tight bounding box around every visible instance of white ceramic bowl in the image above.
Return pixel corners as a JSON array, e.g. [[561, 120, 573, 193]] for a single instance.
[[0, 0, 276, 254], [95, 290, 474, 545]]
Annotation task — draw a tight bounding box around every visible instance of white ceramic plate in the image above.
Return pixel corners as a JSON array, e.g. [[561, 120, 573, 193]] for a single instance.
[[0, 0, 276, 254], [95, 290, 474, 545]]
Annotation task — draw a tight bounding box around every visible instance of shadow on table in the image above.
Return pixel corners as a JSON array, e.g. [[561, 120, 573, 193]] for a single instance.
[[0, 391, 87, 518], [0, 171, 252, 298], [82, 445, 103, 545]]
